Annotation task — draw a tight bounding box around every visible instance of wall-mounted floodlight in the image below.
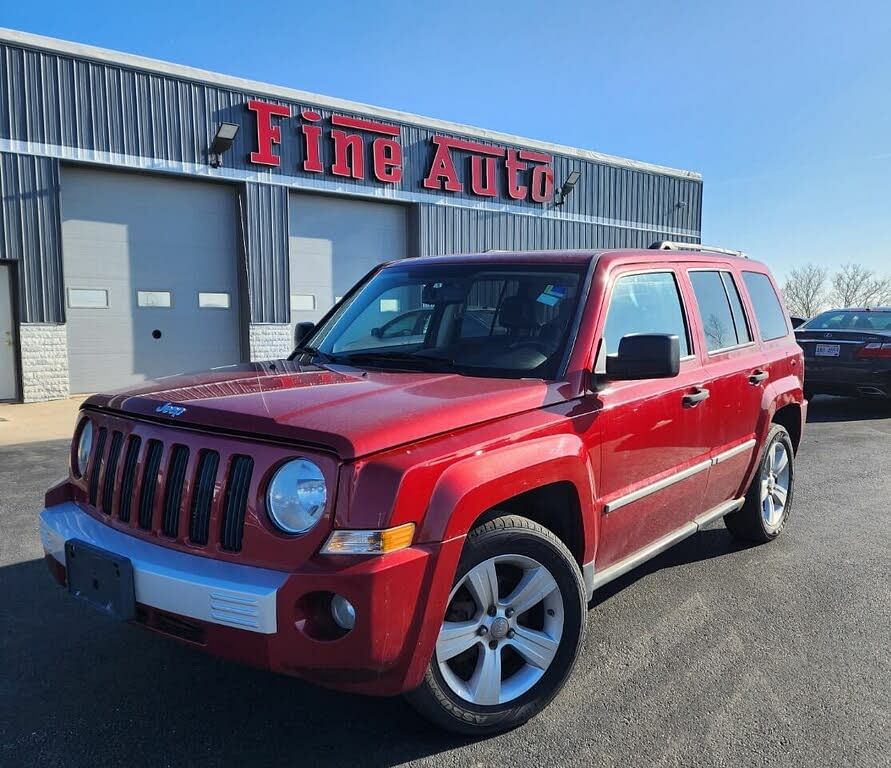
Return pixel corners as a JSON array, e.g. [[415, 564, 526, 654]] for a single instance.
[[555, 170, 581, 206], [209, 122, 239, 168]]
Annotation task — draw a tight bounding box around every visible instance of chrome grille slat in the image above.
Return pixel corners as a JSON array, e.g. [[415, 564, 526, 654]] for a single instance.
[[162, 445, 190, 538]]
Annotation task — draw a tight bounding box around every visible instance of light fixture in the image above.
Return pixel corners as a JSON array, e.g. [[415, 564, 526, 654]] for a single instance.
[[555, 170, 581, 206], [209, 122, 239, 168]]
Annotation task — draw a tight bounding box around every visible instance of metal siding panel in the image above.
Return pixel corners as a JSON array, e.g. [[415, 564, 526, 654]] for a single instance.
[[1, 40, 701, 240], [238, 182, 289, 323], [0, 152, 64, 323]]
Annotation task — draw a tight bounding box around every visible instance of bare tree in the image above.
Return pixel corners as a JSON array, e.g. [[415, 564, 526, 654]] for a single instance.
[[781, 264, 828, 318], [830, 263, 891, 308]]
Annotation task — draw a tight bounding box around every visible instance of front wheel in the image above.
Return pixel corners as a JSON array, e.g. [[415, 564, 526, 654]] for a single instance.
[[405, 515, 586, 736]]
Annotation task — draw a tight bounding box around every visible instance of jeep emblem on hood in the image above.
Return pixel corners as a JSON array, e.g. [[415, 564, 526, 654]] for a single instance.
[[155, 402, 186, 417]]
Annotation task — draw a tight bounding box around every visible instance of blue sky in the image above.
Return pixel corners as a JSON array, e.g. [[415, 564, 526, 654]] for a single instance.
[[3, 0, 889, 278]]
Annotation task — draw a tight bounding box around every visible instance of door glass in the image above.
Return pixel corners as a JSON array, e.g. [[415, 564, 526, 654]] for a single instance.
[[603, 272, 691, 356], [721, 272, 753, 344], [136, 291, 171, 308], [690, 271, 745, 352]]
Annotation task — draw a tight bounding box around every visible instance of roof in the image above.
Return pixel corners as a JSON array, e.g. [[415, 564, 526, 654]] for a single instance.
[[0, 27, 701, 182], [403, 247, 765, 268]]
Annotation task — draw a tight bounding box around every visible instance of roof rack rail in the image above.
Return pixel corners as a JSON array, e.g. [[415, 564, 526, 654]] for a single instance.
[[649, 240, 748, 259]]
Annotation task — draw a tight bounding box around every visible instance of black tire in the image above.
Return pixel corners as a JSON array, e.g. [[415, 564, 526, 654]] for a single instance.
[[404, 515, 586, 736], [724, 424, 795, 543]]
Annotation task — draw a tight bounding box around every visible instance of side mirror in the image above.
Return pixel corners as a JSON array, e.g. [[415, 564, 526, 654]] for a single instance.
[[294, 321, 315, 347], [605, 334, 680, 381], [371, 327, 382, 338]]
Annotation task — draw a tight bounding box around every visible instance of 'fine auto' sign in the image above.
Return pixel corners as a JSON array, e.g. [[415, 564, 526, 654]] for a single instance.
[[246, 99, 555, 204]]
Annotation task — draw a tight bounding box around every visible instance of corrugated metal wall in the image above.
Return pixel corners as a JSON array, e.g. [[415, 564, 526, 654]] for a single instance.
[[238, 182, 290, 323], [417, 206, 698, 255], [0, 152, 64, 323], [0, 36, 703, 326]]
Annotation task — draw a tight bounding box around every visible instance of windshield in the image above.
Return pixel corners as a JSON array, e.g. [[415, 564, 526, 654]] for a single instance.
[[801, 310, 891, 331], [304, 262, 588, 379]]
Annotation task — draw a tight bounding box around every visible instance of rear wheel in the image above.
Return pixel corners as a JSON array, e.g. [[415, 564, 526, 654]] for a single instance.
[[405, 515, 586, 736], [724, 424, 795, 543]]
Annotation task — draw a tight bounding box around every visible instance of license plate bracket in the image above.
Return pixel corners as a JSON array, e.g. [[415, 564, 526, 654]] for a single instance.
[[65, 539, 136, 621], [815, 343, 841, 357]]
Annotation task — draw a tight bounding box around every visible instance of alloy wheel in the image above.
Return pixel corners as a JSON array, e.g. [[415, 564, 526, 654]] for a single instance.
[[435, 554, 564, 706], [760, 440, 791, 531]]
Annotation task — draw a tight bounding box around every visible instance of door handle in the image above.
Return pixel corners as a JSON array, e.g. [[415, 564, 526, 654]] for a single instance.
[[683, 387, 710, 407], [749, 370, 769, 384]]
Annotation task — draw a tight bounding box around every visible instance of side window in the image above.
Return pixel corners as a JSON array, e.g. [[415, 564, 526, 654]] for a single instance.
[[743, 272, 789, 341], [721, 273, 753, 344], [603, 272, 691, 356], [689, 270, 753, 352]]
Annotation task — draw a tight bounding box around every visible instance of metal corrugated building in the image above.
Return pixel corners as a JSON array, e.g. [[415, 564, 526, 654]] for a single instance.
[[0, 28, 702, 402]]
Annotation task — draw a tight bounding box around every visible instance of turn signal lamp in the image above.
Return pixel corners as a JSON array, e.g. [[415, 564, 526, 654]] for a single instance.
[[321, 523, 415, 555]]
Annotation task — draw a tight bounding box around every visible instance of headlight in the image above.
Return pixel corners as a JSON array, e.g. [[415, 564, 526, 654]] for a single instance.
[[266, 459, 327, 534], [74, 419, 93, 478]]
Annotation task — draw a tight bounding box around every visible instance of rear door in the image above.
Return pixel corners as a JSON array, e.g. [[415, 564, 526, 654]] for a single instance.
[[595, 267, 711, 568], [685, 267, 762, 510]]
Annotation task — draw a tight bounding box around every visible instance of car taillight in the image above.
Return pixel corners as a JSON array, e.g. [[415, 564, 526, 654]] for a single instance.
[[856, 342, 891, 359]]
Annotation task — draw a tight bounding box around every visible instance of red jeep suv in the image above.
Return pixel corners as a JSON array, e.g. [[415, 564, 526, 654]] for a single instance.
[[40, 246, 805, 735]]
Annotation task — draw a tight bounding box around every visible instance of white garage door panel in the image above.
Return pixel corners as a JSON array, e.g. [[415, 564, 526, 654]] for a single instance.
[[62, 167, 242, 393], [288, 193, 406, 324]]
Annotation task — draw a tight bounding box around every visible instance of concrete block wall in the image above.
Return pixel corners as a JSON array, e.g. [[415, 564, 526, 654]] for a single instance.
[[19, 324, 70, 402], [248, 324, 293, 362]]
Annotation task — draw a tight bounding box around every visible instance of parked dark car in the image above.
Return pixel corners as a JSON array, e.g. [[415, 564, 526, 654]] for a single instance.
[[795, 308, 891, 399]]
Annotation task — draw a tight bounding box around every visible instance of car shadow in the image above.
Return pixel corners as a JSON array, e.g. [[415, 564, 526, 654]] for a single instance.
[[0, 558, 471, 768], [588, 527, 752, 609], [806, 395, 891, 423]]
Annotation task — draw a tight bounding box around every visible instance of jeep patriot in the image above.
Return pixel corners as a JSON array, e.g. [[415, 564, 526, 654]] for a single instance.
[[40, 246, 805, 734]]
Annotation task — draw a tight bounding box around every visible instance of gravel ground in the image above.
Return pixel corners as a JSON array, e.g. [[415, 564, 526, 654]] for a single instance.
[[1, 396, 889, 767]]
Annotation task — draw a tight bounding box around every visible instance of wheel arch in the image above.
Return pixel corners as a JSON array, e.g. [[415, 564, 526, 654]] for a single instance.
[[418, 433, 597, 567]]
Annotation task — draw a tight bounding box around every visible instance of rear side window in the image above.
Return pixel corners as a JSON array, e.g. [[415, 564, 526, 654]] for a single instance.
[[689, 270, 753, 352], [743, 272, 788, 341], [603, 272, 691, 356]]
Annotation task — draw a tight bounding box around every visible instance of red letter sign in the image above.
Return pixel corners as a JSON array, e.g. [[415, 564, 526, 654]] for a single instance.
[[423, 136, 463, 192], [248, 100, 290, 167], [300, 110, 324, 173], [505, 150, 528, 201], [373, 138, 403, 183]]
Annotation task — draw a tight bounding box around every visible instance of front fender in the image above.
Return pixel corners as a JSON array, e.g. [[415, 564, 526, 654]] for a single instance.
[[417, 433, 597, 563]]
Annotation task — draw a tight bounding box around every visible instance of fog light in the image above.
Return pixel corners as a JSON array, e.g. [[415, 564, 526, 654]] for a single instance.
[[330, 594, 356, 631]]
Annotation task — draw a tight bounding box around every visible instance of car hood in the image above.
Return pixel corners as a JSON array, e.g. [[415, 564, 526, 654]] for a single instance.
[[83, 361, 566, 459]]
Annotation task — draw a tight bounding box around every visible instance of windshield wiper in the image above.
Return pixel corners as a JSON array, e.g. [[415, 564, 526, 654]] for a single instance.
[[336, 351, 455, 371], [289, 345, 337, 364]]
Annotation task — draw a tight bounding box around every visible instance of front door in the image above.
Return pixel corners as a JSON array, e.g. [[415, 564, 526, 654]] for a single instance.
[[594, 268, 711, 569], [0, 264, 18, 400]]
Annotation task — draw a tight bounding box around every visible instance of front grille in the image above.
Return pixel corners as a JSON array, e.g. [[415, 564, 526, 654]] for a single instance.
[[138, 440, 164, 530], [162, 446, 190, 537], [84, 426, 252, 554], [118, 435, 142, 523], [101, 431, 123, 515], [221, 456, 253, 552], [189, 450, 219, 545]]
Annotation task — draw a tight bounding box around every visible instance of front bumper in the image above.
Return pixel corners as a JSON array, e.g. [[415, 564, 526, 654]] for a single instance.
[[40, 502, 464, 695]]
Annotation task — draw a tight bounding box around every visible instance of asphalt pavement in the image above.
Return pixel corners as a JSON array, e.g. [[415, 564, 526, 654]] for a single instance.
[[1, 396, 889, 767]]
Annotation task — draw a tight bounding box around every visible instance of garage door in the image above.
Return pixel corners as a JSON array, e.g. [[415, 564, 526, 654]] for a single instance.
[[288, 193, 406, 325], [61, 167, 242, 393]]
